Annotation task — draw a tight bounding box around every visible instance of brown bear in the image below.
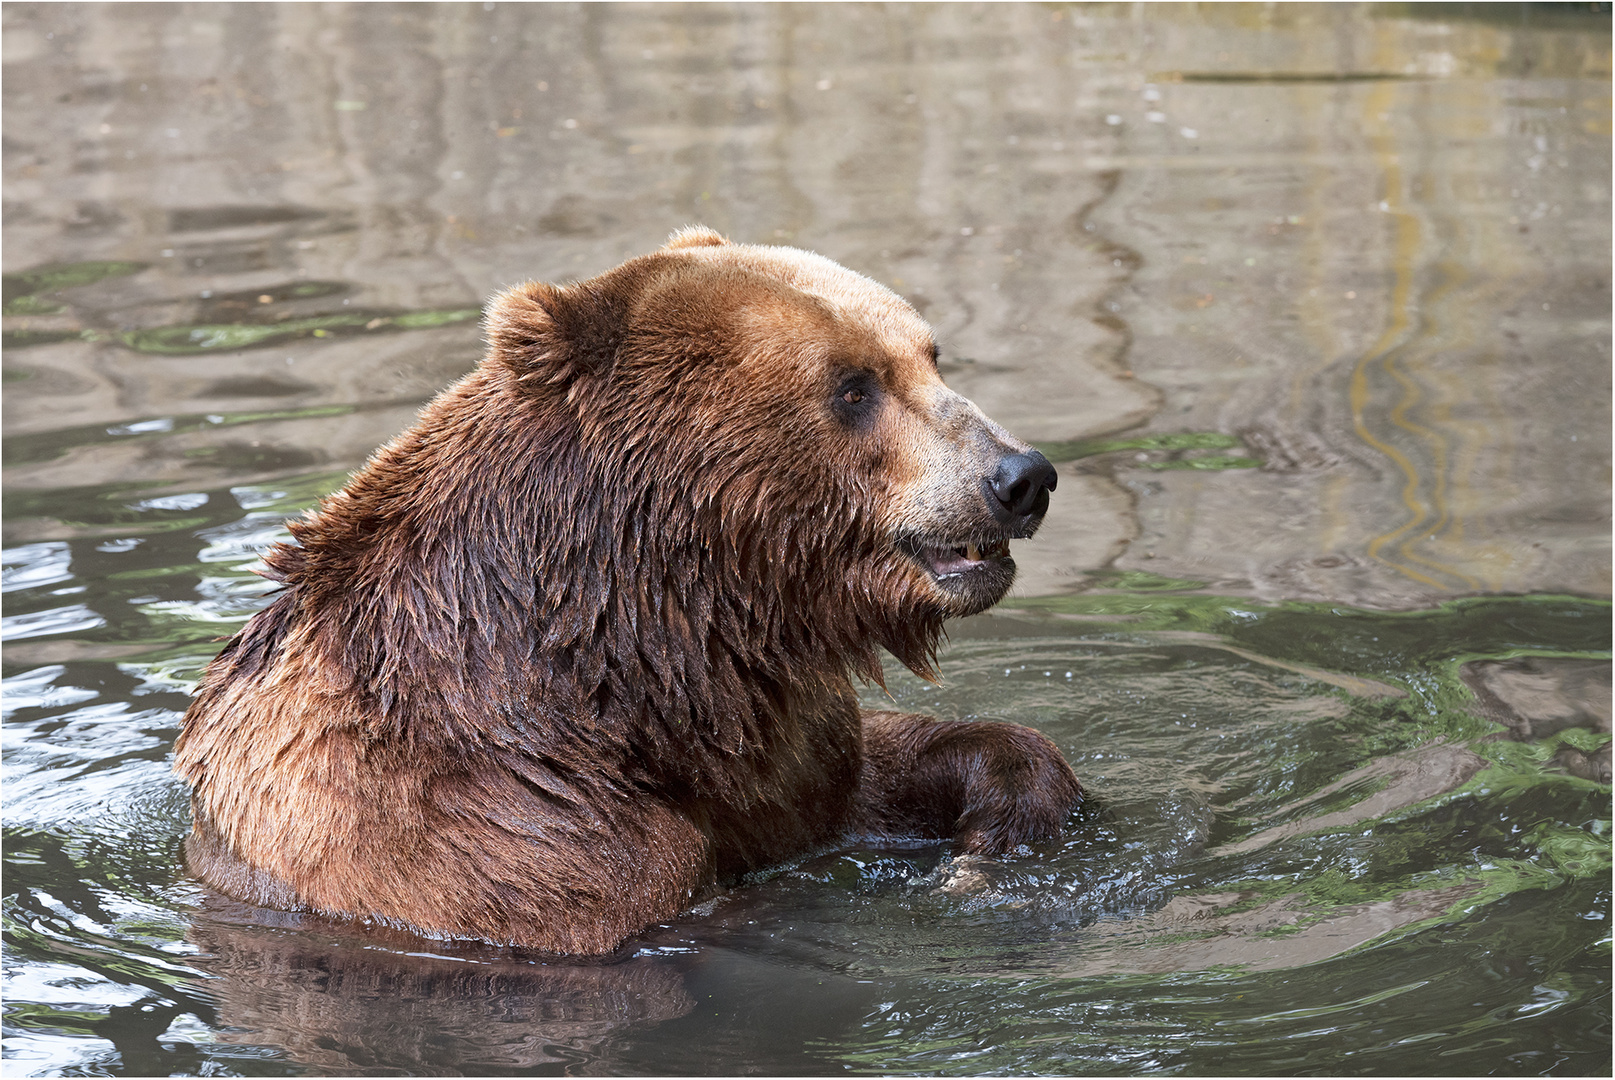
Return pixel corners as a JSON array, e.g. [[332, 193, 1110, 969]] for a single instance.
[[173, 227, 1081, 955]]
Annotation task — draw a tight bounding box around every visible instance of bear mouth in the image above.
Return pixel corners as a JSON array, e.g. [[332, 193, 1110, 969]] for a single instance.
[[903, 535, 1019, 615], [916, 538, 1013, 579]]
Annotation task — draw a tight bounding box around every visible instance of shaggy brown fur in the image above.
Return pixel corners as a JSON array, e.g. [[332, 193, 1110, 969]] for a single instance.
[[174, 227, 1080, 954]]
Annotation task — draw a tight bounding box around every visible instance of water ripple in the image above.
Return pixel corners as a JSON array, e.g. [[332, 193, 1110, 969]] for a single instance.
[[2, 542, 73, 593], [1, 604, 106, 642]]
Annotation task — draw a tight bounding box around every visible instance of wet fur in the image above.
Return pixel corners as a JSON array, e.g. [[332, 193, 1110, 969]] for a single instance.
[[175, 228, 1081, 954]]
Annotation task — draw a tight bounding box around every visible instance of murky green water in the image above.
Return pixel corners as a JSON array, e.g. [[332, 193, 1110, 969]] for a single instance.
[[4, 3, 1610, 1076]]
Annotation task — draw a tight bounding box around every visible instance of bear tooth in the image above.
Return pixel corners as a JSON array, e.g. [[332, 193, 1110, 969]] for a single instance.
[[966, 542, 980, 561]]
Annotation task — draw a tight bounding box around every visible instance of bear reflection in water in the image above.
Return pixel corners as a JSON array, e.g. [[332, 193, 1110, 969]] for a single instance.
[[186, 900, 696, 1072], [174, 227, 1080, 954]]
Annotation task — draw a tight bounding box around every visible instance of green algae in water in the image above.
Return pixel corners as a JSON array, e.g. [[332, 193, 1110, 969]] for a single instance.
[[1036, 431, 1243, 462], [0, 303, 481, 354], [1010, 591, 1611, 671], [3, 295, 68, 316], [1079, 569, 1212, 592], [1142, 453, 1260, 470], [1035, 431, 1262, 472], [1, 260, 148, 314], [3, 405, 365, 469], [0, 329, 91, 349], [116, 306, 480, 354]]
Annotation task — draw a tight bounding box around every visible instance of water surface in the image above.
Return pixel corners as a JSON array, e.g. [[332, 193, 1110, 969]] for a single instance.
[[4, 3, 1609, 1075]]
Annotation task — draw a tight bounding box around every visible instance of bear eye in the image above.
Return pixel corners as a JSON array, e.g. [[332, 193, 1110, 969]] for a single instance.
[[832, 373, 878, 428]]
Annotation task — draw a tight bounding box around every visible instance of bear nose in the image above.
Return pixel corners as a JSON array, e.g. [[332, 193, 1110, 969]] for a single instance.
[[988, 450, 1058, 523]]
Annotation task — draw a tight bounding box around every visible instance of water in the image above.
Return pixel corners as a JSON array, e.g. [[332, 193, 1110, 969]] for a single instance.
[[3, 3, 1609, 1075]]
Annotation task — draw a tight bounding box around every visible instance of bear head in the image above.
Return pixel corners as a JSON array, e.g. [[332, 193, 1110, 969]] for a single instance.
[[473, 227, 1056, 683]]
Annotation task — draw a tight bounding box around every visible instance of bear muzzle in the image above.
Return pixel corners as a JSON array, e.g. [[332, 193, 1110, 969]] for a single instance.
[[899, 447, 1056, 611]]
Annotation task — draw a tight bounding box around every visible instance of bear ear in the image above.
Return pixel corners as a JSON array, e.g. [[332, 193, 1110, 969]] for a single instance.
[[484, 280, 630, 384], [664, 225, 729, 250]]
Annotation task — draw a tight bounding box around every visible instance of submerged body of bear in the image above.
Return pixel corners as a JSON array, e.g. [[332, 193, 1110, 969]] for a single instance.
[[174, 228, 1081, 954]]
